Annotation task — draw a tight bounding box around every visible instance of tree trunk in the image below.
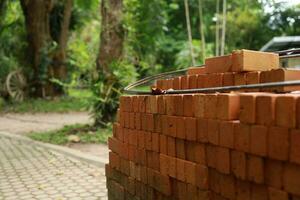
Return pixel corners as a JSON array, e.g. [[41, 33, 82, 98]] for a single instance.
[[20, 0, 53, 97], [184, 0, 195, 66], [49, 0, 73, 96], [215, 0, 220, 56], [220, 0, 227, 56], [0, 0, 7, 27], [94, 0, 124, 125], [96, 0, 124, 74], [198, 0, 206, 62]]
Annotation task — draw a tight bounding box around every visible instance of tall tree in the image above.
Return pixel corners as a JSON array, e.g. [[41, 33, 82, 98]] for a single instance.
[[94, 0, 124, 125], [49, 0, 73, 95], [215, 0, 220, 56], [198, 0, 206, 61], [20, 0, 53, 97], [184, 0, 195, 66], [220, 0, 227, 55], [20, 0, 73, 97]]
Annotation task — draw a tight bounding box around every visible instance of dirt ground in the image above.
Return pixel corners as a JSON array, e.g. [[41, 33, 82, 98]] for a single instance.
[[0, 112, 108, 158]]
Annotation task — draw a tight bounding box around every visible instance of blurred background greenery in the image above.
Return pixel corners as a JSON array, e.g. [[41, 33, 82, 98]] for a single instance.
[[0, 0, 300, 127]]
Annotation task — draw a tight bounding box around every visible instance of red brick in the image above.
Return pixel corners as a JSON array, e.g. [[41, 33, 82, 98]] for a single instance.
[[187, 66, 206, 75], [197, 118, 208, 143], [134, 113, 141, 130], [185, 141, 196, 162], [176, 158, 186, 182], [153, 171, 172, 196], [234, 72, 247, 86], [231, 49, 279, 72], [197, 74, 205, 88], [140, 166, 147, 184], [205, 54, 232, 73], [188, 75, 198, 89], [141, 113, 147, 130], [217, 93, 240, 120], [108, 137, 119, 153], [152, 152, 160, 171], [129, 113, 135, 129], [160, 154, 169, 175], [176, 139, 186, 159], [206, 145, 217, 169], [240, 93, 260, 124], [167, 116, 177, 137], [247, 155, 264, 184], [207, 119, 219, 145], [196, 164, 209, 190], [275, 95, 297, 128], [194, 143, 206, 165], [246, 71, 261, 92], [185, 117, 197, 141], [251, 184, 268, 200], [183, 95, 194, 117], [250, 125, 268, 157], [181, 75, 189, 89], [109, 151, 120, 170], [138, 131, 145, 149], [291, 129, 300, 165], [124, 112, 130, 128], [193, 94, 205, 118], [220, 174, 236, 200], [167, 136, 176, 157], [209, 169, 221, 194], [174, 95, 184, 116], [138, 96, 146, 113], [115, 124, 124, 142], [236, 180, 251, 200], [231, 150, 247, 180], [123, 128, 129, 144], [268, 126, 289, 161], [161, 115, 168, 135], [132, 96, 139, 113], [283, 163, 300, 196], [268, 187, 289, 200], [223, 72, 235, 86], [147, 114, 154, 132], [216, 147, 230, 174], [120, 158, 130, 176], [168, 156, 177, 178], [176, 117, 186, 139], [156, 79, 163, 89], [204, 73, 223, 88], [157, 96, 166, 114], [234, 123, 250, 152], [145, 132, 152, 150], [128, 177, 136, 195], [160, 135, 167, 154], [187, 184, 198, 200], [173, 76, 181, 90], [265, 159, 283, 189], [165, 95, 176, 115], [204, 94, 218, 119], [145, 96, 151, 113], [184, 161, 197, 185], [152, 132, 160, 152], [177, 181, 188, 199], [128, 145, 137, 161], [256, 94, 277, 126], [271, 69, 300, 92], [153, 114, 161, 133], [219, 120, 237, 149], [128, 130, 138, 146], [149, 96, 158, 113]]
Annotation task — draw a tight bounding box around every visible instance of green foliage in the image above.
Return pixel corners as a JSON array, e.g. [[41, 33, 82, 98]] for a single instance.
[[91, 61, 137, 126], [1, 89, 91, 113], [29, 123, 112, 145]]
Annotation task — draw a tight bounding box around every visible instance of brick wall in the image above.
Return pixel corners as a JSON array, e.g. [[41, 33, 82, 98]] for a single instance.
[[106, 49, 300, 200]]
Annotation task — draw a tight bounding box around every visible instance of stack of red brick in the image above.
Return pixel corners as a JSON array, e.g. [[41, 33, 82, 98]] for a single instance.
[[106, 49, 300, 200]]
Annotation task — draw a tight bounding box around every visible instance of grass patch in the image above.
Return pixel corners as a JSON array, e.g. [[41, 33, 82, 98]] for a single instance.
[[2, 89, 92, 113], [29, 124, 112, 145]]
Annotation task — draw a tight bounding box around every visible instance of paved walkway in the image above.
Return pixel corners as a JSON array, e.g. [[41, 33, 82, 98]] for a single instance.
[[0, 135, 107, 200], [0, 112, 93, 135]]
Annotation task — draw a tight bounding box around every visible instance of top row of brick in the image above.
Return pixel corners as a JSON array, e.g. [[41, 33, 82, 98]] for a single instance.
[[192, 49, 279, 74]]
